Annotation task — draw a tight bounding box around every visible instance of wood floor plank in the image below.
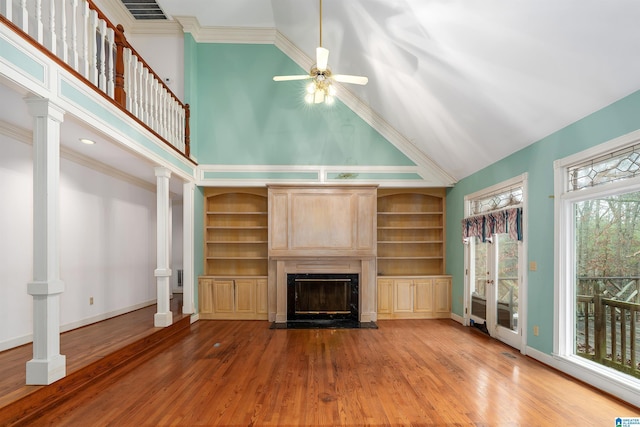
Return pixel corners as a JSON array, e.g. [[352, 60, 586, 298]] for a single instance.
[[24, 319, 640, 426]]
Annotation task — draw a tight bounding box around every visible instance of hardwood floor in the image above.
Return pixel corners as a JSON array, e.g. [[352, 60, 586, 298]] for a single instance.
[[25, 319, 639, 426]]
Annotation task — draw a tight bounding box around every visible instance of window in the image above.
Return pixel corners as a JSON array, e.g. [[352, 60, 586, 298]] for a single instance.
[[555, 130, 640, 390]]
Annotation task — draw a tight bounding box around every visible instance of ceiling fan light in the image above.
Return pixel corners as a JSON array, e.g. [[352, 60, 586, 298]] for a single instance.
[[306, 83, 316, 94], [314, 90, 325, 104], [328, 85, 336, 96], [325, 95, 335, 105], [305, 93, 314, 104]]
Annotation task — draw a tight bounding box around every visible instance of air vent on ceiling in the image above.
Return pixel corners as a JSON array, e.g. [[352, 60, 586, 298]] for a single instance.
[[121, 0, 167, 20]]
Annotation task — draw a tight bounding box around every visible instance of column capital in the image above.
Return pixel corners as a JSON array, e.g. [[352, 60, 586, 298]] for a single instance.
[[154, 166, 172, 179], [25, 97, 65, 122]]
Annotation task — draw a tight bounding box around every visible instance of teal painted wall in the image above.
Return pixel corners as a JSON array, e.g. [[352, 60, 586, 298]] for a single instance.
[[193, 186, 204, 310], [186, 42, 414, 167], [446, 90, 640, 354]]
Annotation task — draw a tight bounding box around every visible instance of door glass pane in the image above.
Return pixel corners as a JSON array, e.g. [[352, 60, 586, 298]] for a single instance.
[[472, 238, 487, 320], [496, 234, 518, 331]]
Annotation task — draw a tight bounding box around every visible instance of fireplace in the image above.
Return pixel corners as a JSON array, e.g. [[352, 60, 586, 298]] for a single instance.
[[287, 273, 359, 326]]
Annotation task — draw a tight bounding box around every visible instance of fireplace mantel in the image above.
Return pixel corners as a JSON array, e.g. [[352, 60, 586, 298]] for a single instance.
[[267, 185, 378, 323]]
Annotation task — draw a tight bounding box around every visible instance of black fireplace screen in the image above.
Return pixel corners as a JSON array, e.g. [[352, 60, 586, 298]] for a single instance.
[[287, 273, 359, 322]]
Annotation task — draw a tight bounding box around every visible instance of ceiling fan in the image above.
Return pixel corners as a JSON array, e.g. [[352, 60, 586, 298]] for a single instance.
[[273, 0, 368, 104]]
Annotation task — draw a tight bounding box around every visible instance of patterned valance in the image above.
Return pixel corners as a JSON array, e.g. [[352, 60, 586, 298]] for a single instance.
[[462, 207, 523, 242]]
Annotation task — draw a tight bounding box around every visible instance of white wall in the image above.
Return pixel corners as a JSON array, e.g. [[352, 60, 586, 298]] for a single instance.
[[171, 199, 184, 293], [0, 133, 159, 351], [127, 33, 185, 102]]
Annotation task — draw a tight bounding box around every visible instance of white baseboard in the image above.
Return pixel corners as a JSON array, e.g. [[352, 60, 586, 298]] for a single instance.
[[190, 313, 199, 323], [60, 300, 157, 333], [526, 346, 640, 408], [0, 300, 157, 353], [450, 313, 464, 324]]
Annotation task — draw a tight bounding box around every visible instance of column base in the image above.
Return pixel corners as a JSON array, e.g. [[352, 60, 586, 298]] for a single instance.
[[154, 311, 173, 327], [26, 354, 66, 385]]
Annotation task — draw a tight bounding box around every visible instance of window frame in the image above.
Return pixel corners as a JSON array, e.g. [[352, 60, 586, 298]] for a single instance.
[[554, 129, 640, 399]]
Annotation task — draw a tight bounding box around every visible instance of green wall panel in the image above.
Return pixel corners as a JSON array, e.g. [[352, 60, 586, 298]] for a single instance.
[[188, 43, 414, 167], [446, 90, 640, 355], [0, 37, 45, 83]]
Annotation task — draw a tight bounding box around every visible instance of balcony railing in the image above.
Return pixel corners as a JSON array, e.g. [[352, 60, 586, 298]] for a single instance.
[[1, 0, 190, 158], [577, 277, 640, 378]]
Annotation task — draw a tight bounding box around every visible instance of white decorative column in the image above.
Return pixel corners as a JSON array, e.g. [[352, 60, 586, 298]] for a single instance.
[[182, 181, 195, 314], [25, 97, 66, 385], [154, 167, 173, 326]]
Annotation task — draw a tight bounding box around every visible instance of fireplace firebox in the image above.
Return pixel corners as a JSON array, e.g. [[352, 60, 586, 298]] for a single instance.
[[287, 273, 359, 326]]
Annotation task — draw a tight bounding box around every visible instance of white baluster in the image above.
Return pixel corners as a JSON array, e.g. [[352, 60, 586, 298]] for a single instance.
[[162, 89, 168, 139], [106, 26, 115, 98], [48, 0, 56, 55], [70, 0, 78, 70], [178, 108, 185, 152], [133, 56, 141, 118], [150, 73, 156, 129], [80, 1, 90, 78], [152, 78, 160, 131], [4, 0, 12, 22], [20, 0, 28, 33], [142, 67, 150, 122], [60, 0, 68, 62], [124, 48, 133, 111], [97, 19, 106, 92], [36, 0, 43, 44], [170, 99, 177, 146], [88, 9, 98, 85]]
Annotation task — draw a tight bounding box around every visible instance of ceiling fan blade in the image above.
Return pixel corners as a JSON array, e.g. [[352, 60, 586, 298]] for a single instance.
[[273, 75, 311, 81], [316, 47, 329, 72], [333, 74, 369, 85]]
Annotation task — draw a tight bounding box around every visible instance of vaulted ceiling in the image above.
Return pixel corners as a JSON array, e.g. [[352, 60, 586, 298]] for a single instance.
[[119, 0, 640, 181]]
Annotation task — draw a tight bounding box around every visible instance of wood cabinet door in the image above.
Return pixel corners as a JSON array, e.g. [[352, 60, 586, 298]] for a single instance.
[[434, 277, 451, 315], [413, 279, 434, 313], [393, 279, 414, 313], [256, 278, 268, 315], [199, 279, 214, 314], [213, 280, 235, 313], [377, 279, 394, 314], [234, 279, 257, 314]]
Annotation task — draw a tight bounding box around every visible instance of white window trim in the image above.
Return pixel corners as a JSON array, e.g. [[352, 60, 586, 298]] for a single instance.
[[553, 130, 640, 406]]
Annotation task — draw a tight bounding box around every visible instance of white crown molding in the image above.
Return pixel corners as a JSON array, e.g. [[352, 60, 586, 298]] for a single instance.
[[93, 0, 182, 36], [92, 0, 136, 31], [173, 16, 276, 44]]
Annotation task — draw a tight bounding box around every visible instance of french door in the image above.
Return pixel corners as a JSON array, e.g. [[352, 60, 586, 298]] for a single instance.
[[467, 232, 522, 349]]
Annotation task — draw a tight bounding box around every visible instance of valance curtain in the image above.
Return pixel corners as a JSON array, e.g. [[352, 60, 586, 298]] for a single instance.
[[462, 207, 523, 242]]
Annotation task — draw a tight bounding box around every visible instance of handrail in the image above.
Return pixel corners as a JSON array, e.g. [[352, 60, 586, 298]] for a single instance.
[[1, 0, 192, 160]]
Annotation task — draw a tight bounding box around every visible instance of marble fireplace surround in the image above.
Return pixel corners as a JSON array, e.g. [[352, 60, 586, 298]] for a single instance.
[[267, 185, 378, 323]]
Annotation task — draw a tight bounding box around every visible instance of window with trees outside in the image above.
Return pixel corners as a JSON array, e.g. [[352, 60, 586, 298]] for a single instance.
[[555, 133, 640, 387]]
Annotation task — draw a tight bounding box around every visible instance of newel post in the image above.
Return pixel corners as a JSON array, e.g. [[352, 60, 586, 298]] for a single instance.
[[114, 24, 126, 108], [185, 104, 190, 157]]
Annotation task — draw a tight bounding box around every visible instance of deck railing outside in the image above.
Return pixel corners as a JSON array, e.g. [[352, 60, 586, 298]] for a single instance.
[[1, 0, 190, 157], [577, 277, 640, 378]]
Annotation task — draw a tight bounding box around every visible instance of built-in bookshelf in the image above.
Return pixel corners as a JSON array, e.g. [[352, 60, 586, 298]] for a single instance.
[[203, 188, 268, 276], [377, 188, 446, 276]]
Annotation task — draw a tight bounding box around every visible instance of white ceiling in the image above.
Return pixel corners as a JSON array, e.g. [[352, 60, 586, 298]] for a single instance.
[[153, 0, 640, 180]]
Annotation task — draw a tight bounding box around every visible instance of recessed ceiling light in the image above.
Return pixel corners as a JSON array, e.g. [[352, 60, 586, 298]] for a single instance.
[[79, 138, 96, 145]]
